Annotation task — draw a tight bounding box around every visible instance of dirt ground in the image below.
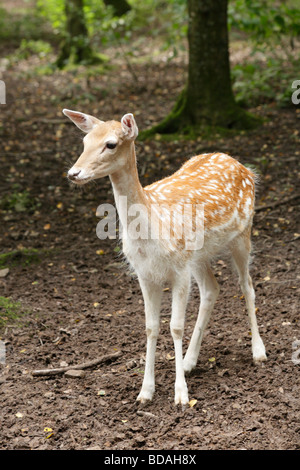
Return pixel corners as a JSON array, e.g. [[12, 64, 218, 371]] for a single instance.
[[0, 49, 300, 450]]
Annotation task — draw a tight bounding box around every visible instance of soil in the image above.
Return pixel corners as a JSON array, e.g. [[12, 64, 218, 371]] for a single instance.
[[0, 51, 299, 450]]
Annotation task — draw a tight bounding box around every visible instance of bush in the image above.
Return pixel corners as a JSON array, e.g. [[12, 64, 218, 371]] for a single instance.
[[232, 57, 299, 107], [15, 39, 53, 60]]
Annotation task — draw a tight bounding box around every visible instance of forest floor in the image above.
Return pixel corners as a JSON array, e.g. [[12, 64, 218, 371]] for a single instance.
[[0, 29, 300, 450]]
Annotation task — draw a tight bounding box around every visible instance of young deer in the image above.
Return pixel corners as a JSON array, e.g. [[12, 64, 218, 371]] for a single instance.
[[63, 109, 267, 406]]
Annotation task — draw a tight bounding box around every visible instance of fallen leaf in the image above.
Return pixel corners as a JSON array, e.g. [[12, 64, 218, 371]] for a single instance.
[[96, 249, 104, 255], [43, 223, 51, 230], [189, 399, 197, 408], [166, 353, 175, 360], [208, 357, 216, 362]]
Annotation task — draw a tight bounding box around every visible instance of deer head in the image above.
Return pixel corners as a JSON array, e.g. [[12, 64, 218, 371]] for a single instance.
[[63, 109, 138, 184]]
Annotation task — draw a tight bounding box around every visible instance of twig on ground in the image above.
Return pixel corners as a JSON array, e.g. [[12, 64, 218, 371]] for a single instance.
[[137, 410, 159, 419], [32, 351, 121, 377], [255, 194, 300, 212]]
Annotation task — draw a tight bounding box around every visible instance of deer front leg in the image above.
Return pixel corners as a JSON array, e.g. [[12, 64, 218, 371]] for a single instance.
[[136, 278, 162, 403], [170, 273, 191, 406]]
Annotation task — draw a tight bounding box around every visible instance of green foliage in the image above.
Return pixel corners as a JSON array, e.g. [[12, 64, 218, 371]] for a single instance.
[[229, 0, 300, 107], [232, 56, 300, 107], [0, 6, 52, 44], [0, 190, 40, 213], [35, 0, 187, 56], [36, 0, 66, 35], [1, 0, 299, 106], [0, 248, 50, 269], [36, 0, 115, 38], [155, 0, 188, 60], [0, 297, 23, 329], [14, 39, 53, 60], [229, 0, 300, 46]]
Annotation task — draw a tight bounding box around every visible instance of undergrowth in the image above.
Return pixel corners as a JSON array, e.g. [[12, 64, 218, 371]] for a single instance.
[[0, 297, 23, 329]]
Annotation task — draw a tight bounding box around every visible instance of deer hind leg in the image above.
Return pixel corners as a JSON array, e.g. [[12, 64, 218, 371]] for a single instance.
[[137, 278, 162, 403], [229, 230, 267, 363], [183, 263, 220, 373]]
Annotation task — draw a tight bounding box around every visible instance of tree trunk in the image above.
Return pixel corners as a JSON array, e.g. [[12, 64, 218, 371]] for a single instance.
[[142, 0, 259, 137], [56, 0, 100, 68], [103, 0, 131, 17], [187, 0, 237, 126]]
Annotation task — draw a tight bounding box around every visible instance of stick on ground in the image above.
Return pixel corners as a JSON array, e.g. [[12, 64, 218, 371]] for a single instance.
[[255, 193, 300, 212], [32, 351, 121, 377]]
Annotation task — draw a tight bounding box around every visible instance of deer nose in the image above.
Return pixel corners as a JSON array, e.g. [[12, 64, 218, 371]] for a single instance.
[[68, 168, 81, 180]]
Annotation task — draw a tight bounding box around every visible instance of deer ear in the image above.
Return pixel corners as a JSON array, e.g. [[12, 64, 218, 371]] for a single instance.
[[121, 113, 138, 140], [62, 109, 103, 133]]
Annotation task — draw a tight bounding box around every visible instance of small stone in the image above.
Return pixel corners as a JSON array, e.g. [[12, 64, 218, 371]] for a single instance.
[[135, 434, 146, 446], [232, 403, 241, 409], [126, 359, 137, 370], [64, 369, 86, 379], [0, 268, 9, 278]]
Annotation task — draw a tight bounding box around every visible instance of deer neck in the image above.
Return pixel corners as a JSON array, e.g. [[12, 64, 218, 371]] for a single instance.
[[109, 142, 148, 231]]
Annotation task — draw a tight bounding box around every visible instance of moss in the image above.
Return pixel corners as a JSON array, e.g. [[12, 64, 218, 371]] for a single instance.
[[56, 45, 106, 68], [0, 248, 52, 269], [0, 297, 23, 329], [0, 190, 39, 213], [139, 86, 262, 141], [139, 107, 262, 142]]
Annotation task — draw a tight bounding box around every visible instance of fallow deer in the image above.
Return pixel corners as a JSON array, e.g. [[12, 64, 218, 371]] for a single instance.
[[63, 109, 267, 406]]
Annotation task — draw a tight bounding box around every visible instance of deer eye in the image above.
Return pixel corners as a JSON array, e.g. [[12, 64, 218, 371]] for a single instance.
[[106, 142, 117, 150]]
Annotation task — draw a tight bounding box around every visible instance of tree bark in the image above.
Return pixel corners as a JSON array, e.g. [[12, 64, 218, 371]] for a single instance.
[[187, 0, 236, 126], [103, 0, 131, 17], [142, 0, 259, 137], [56, 0, 100, 68]]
